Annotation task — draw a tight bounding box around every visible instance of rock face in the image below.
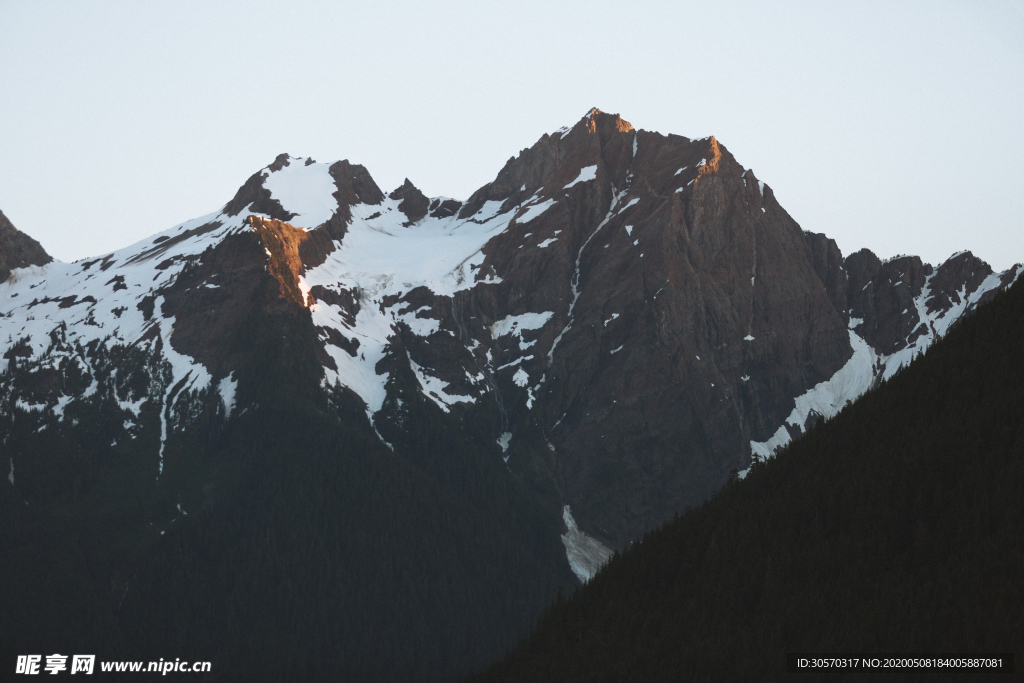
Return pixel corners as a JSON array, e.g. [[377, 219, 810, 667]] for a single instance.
[[0, 209, 51, 283], [1, 108, 1020, 559], [442, 114, 859, 545]]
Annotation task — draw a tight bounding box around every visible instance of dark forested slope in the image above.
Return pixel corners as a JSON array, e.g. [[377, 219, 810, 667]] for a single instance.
[[467, 279, 1024, 682]]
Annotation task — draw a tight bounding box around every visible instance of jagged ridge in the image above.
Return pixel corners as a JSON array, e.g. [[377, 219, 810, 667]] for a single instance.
[[1, 108, 1020, 563]]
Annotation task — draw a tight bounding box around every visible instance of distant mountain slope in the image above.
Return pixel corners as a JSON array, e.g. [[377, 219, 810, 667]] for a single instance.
[[464, 279, 1024, 682]]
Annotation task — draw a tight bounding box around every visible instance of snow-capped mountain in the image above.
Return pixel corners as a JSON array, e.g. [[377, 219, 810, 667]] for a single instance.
[[2, 109, 1020, 581]]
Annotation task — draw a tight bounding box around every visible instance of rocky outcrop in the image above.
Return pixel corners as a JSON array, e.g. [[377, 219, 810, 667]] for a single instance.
[[223, 154, 296, 221], [320, 160, 386, 240], [0, 209, 51, 283], [845, 251, 932, 355], [925, 252, 996, 315], [248, 215, 317, 307], [390, 179, 430, 225]]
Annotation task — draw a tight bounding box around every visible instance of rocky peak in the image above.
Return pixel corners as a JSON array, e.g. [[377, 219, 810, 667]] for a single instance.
[[926, 251, 993, 315], [319, 160, 386, 240], [223, 154, 385, 242], [0, 209, 52, 283], [578, 108, 636, 151], [388, 179, 430, 225], [458, 109, 639, 219], [267, 152, 292, 172], [222, 154, 296, 221], [697, 136, 722, 177]]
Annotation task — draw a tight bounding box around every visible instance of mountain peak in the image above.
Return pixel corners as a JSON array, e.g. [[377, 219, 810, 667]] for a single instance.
[[267, 153, 292, 172], [579, 107, 635, 135], [389, 178, 429, 225], [0, 208, 52, 283]]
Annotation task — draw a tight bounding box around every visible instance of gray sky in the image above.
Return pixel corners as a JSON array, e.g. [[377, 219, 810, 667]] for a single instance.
[[1, 0, 1022, 269]]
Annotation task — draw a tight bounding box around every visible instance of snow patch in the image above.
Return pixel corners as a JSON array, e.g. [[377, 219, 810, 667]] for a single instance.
[[560, 505, 613, 583], [218, 374, 237, 417], [746, 330, 878, 469], [497, 431, 512, 456], [517, 199, 556, 224], [512, 367, 529, 387], [565, 165, 598, 189], [302, 196, 517, 423], [490, 311, 553, 350], [262, 159, 340, 229]]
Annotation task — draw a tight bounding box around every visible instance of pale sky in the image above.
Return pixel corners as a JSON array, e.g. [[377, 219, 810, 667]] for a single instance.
[[1, 0, 1022, 270]]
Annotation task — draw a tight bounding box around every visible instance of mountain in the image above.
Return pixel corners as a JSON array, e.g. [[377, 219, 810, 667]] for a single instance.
[[463, 277, 1024, 683], [1, 109, 1019, 680]]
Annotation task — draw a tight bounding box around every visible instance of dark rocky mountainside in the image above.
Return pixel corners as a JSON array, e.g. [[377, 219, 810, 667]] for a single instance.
[[2, 110, 1019, 554], [0, 109, 1019, 680], [464, 274, 1024, 683], [0, 208, 51, 283]]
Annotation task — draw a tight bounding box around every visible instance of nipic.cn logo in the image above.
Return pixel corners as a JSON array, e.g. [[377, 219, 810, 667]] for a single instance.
[[16, 654, 95, 675]]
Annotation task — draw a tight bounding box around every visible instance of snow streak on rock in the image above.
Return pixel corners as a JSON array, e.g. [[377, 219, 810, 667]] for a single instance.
[[547, 190, 628, 365], [744, 258, 1015, 477], [879, 269, 1004, 381], [407, 350, 473, 414], [745, 330, 878, 476], [218, 373, 238, 417]]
